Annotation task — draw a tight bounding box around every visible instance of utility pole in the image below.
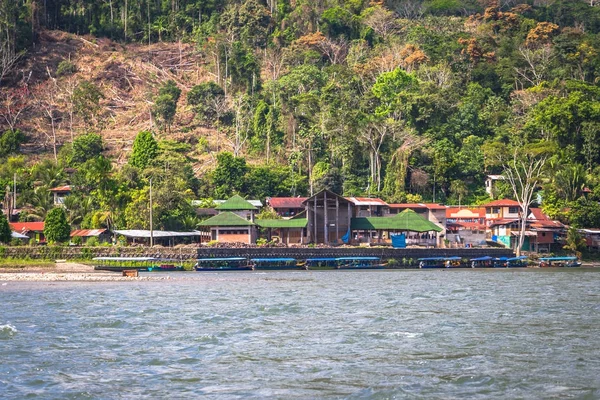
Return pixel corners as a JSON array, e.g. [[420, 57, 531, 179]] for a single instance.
[[13, 173, 16, 210], [149, 178, 154, 247]]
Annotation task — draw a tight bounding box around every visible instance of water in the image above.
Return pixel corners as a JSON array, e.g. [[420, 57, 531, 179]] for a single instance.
[[1, 269, 600, 399]]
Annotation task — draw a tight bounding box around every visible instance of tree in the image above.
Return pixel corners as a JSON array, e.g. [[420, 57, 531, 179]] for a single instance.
[[70, 133, 104, 165], [212, 152, 248, 198], [499, 143, 550, 256], [0, 129, 25, 157], [0, 212, 10, 243], [129, 130, 158, 169], [73, 80, 104, 127], [152, 80, 181, 133], [187, 82, 226, 124], [44, 208, 71, 243]]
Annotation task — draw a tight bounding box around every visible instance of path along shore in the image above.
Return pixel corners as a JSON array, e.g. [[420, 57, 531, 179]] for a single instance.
[[0, 263, 173, 282]]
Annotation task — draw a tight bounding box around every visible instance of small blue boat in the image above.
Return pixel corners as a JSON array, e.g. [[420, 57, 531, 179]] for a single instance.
[[507, 256, 528, 268], [539, 256, 581, 268], [195, 257, 252, 271], [335, 257, 383, 269], [251, 258, 305, 270]]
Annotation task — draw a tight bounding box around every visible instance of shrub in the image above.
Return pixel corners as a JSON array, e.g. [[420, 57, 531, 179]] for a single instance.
[[256, 238, 268, 247], [86, 237, 99, 247], [71, 236, 83, 246], [387, 258, 399, 268], [206, 240, 219, 247], [44, 208, 71, 244], [57, 60, 77, 76]]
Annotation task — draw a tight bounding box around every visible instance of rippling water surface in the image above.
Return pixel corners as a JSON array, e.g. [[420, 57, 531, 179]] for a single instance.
[[1, 269, 600, 399]]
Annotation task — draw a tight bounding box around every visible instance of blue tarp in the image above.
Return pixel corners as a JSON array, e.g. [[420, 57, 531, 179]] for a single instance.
[[341, 228, 351, 244], [391, 233, 406, 248]]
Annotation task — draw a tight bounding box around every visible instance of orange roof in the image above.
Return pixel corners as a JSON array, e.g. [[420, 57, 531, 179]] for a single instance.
[[481, 199, 520, 207], [70, 229, 107, 237], [9, 222, 45, 232], [446, 207, 485, 218], [267, 197, 308, 209], [49, 185, 72, 192], [389, 203, 446, 210]]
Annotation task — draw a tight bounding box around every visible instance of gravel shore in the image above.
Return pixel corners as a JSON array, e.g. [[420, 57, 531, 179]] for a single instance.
[[0, 263, 174, 282]]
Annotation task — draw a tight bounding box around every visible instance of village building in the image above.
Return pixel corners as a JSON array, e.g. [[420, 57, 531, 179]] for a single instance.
[[387, 203, 447, 246], [446, 207, 487, 247], [9, 222, 45, 243], [198, 195, 258, 244], [266, 197, 308, 218], [70, 229, 112, 245], [49, 185, 72, 207], [581, 229, 600, 252], [482, 199, 521, 226]]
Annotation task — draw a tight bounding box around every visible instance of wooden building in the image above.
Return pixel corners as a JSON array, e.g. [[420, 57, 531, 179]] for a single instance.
[[197, 195, 258, 244], [303, 190, 353, 245]]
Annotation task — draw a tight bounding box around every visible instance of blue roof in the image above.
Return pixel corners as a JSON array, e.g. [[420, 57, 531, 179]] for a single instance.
[[306, 258, 337, 262], [495, 257, 509, 261], [251, 258, 296, 262], [197, 257, 246, 262], [508, 256, 528, 261], [418, 257, 461, 261], [539, 256, 577, 261], [471, 256, 494, 261], [335, 257, 380, 261]]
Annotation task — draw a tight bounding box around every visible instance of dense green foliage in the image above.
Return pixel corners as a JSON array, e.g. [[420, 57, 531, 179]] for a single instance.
[[1, 0, 600, 231], [44, 208, 71, 243], [0, 213, 11, 243]]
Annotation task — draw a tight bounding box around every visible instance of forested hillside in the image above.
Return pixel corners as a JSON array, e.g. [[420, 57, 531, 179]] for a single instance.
[[1, 0, 600, 232]]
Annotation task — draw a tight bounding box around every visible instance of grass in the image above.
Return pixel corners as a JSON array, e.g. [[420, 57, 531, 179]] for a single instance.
[[0, 258, 56, 269]]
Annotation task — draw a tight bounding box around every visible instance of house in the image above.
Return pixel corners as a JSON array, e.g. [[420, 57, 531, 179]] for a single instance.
[[445, 207, 486, 247], [304, 190, 354, 245], [266, 197, 308, 218], [581, 229, 600, 252], [256, 213, 308, 245], [70, 229, 112, 244], [388, 203, 447, 246], [9, 222, 45, 243], [487, 207, 565, 252], [49, 185, 71, 207], [485, 175, 505, 199], [197, 195, 258, 244], [482, 199, 521, 226], [346, 197, 389, 217]]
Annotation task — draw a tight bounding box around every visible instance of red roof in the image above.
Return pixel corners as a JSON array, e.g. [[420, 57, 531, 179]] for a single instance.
[[267, 197, 308, 209], [389, 203, 446, 210], [9, 222, 45, 232], [70, 229, 107, 237], [529, 208, 550, 221], [49, 185, 72, 192], [345, 197, 388, 206], [481, 199, 520, 207]]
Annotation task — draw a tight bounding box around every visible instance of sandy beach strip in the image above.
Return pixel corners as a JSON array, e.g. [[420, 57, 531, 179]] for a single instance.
[[0, 262, 176, 282]]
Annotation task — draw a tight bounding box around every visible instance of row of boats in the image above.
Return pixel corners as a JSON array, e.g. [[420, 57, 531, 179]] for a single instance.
[[92, 255, 582, 272]]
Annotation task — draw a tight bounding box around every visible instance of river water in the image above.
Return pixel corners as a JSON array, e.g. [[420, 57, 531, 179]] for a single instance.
[[1, 269, 600, 399]]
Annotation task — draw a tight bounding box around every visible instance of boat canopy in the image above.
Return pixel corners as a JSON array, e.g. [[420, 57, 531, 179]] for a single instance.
[[92, 257, 156, 261], [196, 257, 246, 262], [335, 257, 380, 261], [508, 256, 528, 261], [539, 256, 577, 261], [418, 256, 461, 261], [470, 256, 494, 261], [305, 258, 338, 262], [250, 258, 296, 262]]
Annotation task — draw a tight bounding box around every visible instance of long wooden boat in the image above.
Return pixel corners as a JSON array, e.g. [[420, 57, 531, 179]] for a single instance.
[[147, 263, 184, 272], [539, 256, 582, 268], [418, 256, 464, 268], [195, 257, 253, 271], [304, 258, 338, 270], [470, 256, 494, 268], [506, 256, 528, 268], [93, 256, 157, 272], [250, 258, 305, 270], [335, 257, 384, 270]]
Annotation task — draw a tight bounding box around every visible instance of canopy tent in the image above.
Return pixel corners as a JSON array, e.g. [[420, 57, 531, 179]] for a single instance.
[[351, 209, 442, 232]]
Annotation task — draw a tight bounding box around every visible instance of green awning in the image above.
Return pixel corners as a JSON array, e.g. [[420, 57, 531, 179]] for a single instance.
[[351, 209, 442, 232], [198, 212, 255, 227], [215, 194, 257, 211], [256, 218, 308, 229]]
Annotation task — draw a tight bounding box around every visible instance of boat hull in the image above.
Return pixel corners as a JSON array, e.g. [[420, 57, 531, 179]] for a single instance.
[[195, 266, 253, 271]]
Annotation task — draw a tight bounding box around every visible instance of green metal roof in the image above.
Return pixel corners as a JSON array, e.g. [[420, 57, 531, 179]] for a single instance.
[[351, 209, 442, 232], [256, 218, 308, 229], [198, 212, 255, 227], [215, 194, 257, 211]]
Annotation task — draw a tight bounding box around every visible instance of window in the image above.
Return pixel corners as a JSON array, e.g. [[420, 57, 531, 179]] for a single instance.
[[508, 206, 519, 214], [492, 207, 500, 214]]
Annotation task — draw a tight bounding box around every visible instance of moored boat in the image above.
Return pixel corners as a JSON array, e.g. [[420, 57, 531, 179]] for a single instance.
[[539, 256, 582, 268], [470, 256, 494, 268], [418, 257, 464, 268], [250, 258, 305, 270], [304, 258, 338, 270], [335, 257, 384, 269], [147, 263, 184, 272], [506, 256, 528, 268], [93, 256, 157, 272], [195, 257, 253, 271]]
